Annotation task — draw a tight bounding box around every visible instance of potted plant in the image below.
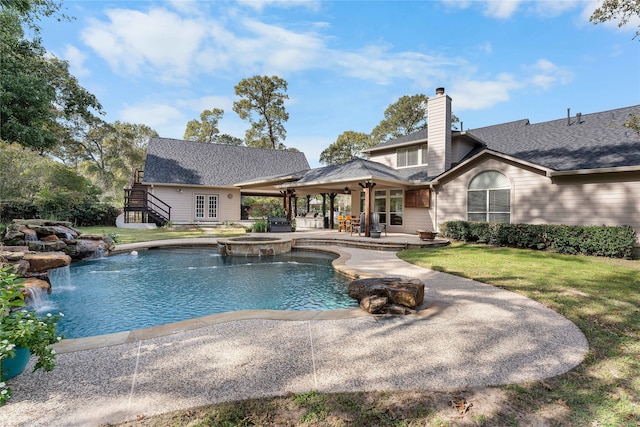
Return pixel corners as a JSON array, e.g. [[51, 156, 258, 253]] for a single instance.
[[0, 266, 63, 406]]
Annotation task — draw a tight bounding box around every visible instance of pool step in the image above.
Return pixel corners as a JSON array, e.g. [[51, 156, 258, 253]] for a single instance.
[[293, 238, 412, 251]]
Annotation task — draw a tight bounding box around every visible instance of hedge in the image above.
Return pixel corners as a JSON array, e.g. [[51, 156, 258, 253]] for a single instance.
[[0, 199, 119, 227], [440, 221, 637, 259]]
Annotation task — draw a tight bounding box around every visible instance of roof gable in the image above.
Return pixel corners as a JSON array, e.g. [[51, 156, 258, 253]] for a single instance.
[[143, 137, 310, 186]]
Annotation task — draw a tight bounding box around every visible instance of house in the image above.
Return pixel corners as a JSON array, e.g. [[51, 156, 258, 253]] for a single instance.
[[126, 138, 310, 225], [238, 87, 640, 239], [129, 89, 640, 244]]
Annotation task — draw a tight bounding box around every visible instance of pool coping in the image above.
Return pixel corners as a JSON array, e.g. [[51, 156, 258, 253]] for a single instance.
[[53, 238, 443, 354]]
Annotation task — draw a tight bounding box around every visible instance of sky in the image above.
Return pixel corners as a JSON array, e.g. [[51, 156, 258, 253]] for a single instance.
[[37, 0, 640, 167]]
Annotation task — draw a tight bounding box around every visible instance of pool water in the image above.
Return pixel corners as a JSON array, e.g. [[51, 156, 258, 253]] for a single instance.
[[46, 248, 357, 339]]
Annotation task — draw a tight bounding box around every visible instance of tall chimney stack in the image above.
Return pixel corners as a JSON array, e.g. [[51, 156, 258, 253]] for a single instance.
[[427, 87, 452, 176]]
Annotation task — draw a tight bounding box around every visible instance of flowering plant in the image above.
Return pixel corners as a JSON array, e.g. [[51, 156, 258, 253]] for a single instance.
[[0, 266, 63, 406]]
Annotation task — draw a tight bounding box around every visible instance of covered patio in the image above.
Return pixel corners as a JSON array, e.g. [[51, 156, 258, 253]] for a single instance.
[[236, 158, 431, 238]]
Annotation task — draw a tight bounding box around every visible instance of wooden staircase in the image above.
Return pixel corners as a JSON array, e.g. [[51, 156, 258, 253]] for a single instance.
[[123, 169, 171, 226]]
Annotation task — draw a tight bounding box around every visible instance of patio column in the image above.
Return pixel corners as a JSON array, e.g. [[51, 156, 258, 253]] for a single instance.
[[306, 195, 311, 214], [322, 194, 327, 228], [329, 193, 337, 230], [359, 181, 376, 237], [284, 189, 294, 222]]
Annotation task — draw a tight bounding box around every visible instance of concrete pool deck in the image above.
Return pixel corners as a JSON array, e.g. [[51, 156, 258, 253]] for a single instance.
[[1, 234, 589, 427]]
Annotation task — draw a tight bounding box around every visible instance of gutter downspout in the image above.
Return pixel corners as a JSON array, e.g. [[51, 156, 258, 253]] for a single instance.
[[429, 182, 438, 232]]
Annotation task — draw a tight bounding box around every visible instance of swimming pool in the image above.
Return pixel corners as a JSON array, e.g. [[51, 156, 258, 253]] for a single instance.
[[45, 247, 357, 339]]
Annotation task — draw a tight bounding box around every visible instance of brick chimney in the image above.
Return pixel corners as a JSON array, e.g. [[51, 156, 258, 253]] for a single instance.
[[427, 87, 452, 176]]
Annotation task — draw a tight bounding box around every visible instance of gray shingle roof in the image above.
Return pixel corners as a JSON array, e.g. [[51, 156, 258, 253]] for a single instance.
[[143, 137, 310, 186], [293, 158, 407, 185], [467, 106, 640, 171], [367, 105, 640, 172]]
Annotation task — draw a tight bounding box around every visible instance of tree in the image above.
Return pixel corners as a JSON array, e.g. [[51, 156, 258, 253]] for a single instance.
[[183, 108, 230, 144], [216, 134, 244, 145], [371, 94, 430, 144], [233, 75, 289, 149], [0, 0, 68, 33], [51, 120, 157, 201], [319, 131, 374, 166], [0, 7, 102, 151], [590, 0, 640, 39], [0, 140, 99, 201]]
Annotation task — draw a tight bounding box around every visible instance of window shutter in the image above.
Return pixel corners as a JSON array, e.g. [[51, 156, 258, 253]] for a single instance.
[[405, 189, 430, 208]]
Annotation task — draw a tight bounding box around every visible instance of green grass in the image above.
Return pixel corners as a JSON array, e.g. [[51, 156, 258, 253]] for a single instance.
[[398, 242, 640, 425], [112, 241, 640, 426], [77, 225, 246, 244]]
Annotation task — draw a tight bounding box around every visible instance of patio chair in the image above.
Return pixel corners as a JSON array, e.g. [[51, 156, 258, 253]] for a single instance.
[[351, 212, 365, 236], [371, 212, 387, 236], [337, 215, 345, 232], [345, 215, 352, 232]]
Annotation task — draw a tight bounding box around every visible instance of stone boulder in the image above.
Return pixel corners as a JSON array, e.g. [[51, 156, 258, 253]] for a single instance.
[[22, 252, 71, 273], [348, 277, 425, 308], [360, 295, 388, 313], [22, 277, 52, 295]]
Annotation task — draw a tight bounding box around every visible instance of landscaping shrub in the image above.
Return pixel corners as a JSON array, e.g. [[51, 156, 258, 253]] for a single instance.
[[440, 221, 636, 259], [252, 219, 268, 233], [0, 197, 119, 227], [0, 200, 39, 223]]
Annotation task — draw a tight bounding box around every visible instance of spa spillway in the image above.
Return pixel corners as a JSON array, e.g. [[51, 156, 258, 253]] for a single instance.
[[217, 236, 292, 256]]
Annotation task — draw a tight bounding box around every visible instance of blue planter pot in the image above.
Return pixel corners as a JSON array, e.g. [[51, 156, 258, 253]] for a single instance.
[[1, 346, 31, 380]]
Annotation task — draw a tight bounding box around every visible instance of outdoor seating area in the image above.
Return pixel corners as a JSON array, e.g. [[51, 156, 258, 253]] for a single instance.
[[344, 213, 386, 238], [267, 216, 293, 232]]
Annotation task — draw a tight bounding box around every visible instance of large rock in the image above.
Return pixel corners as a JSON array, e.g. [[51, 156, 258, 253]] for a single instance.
[[348, 277, 425, 308], [23, 252, 71, 272], [28, 240, 67, 252], [22, 277, 52, 295], [359, 295, 388, 314]]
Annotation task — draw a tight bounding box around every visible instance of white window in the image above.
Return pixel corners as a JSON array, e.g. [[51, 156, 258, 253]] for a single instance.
[[389, 189, 403, 225], [467, 171, 511, 223], [195, 194, 218, 220], [374, 190, 387, 224], [359, 189, 404, 226], [397, 144, 427, 168]]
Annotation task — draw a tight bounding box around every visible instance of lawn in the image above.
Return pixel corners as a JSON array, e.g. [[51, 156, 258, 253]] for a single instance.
[[112, 241, 639, 426], [78, 225, 246, 244]]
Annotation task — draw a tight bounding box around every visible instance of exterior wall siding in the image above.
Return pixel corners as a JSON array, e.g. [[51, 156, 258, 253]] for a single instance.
[[403, 207, 434, 233], [368, 150, 396, 168], [451, 138, 477, 164], [435, 156, 640, 238], [150, 186, 241, 224], [427, 93, 452, 176]]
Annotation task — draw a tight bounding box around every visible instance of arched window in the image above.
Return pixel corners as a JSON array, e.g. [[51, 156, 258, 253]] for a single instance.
[[467, 171, 511, 223]]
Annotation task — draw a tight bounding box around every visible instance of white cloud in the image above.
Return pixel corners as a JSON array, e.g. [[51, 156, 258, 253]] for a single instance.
[[527, 59, 573, 90], [483, 1, 521, 19], [62, 44, 90, 77], [237, 0, 322, 12], [81, 8, 208, 82], [449, 74, 522, 110], [531, 0, 580, 18], [238, 18, 328, 73], [119, 103, 186, 138], [441, 0, 582, 19], [335, 44, 465, 86]]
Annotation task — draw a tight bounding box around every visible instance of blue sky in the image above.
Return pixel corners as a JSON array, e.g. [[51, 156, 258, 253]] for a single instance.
[[39, 0, 639, 167]]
